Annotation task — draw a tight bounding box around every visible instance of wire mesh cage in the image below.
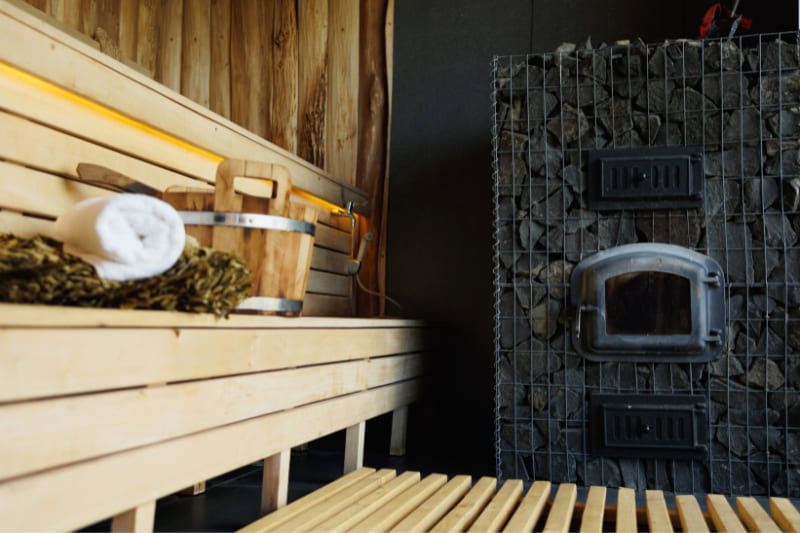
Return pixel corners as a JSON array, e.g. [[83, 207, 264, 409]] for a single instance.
[[492, 33, 800, 496]]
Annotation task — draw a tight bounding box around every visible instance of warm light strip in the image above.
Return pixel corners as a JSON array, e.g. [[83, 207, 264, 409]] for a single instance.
[[0, 61, 223, 163], [293, 189, 360, 219]]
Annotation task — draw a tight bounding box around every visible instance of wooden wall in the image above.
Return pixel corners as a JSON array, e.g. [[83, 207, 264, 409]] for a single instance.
[[22, 0, 393, 317]]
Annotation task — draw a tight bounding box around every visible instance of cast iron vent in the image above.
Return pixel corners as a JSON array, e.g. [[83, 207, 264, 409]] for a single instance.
[[590, 394, 708, 459], [587, 146, 705, 209]]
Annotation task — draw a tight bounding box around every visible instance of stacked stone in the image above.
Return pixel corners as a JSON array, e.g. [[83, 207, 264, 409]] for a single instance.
[[494, 35, 800, 496]]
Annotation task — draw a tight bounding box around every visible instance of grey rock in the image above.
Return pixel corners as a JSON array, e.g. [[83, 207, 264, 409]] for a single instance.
[[744, 358, 785, 390], [789, 310, 800, 351], [559, 80, 611, 109], [499, 130, 527, 153], [669, 87, 714, 115], [515, 283, 546, 311], [518, 220, 547, 250], [753, 73, 800, 106], [767, 109, 800, 138], [497, 197, 516, 220], [746, 39, 800, 72], [537, 260, 574, 300], [752, 211, 797, 248], [635, 211, 702, 247], [704, 147, 762, 177], [619, 459, 646, 490], [704, 178, 741, 217], [499, 290, 531, 348], [527, 89, 559, 120], [547, 104, 589, 146], [633, 112, 662, 143], [530, 300, 562, 339], [783, 177, 800, 211], [703, 72, 748, 108], [716, 426, 750, 458], [766, 149, 800, 177], [562, 165, 585, 194], [724, 108, 760, 143], [598, 213, 637, 249], [711, 352, 746, 377], [578, 458, 622, 487], [705, 40, 743, 72], [743, 178, 779, 212], [702, 221, 753, 283], [532, 187, 574, 223], [528, 145, 563, 177], [497, 153, 527, 196], [635, 79, 674, 113], [501, 422, 545, 453], [497, 223, 520, 269]]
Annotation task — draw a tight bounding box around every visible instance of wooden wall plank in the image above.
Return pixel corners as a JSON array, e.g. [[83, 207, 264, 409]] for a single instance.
[[230, 0, 270, 138], [118, 0, 137, 60], [303, 293, 352, 317], [0, 380, 422, 532], [297, 0, 327, 168], [325, 0, 358, 184], [181, 0, 210, 107], [307, 270, 352, 297], [79, 0, 98, 36], [156, 0, 182, 92], [135, 0, 158, 74], [209, 0, 230, 118], [309, 246, 352, 275], [270, 0, 297, 153], [378, 0, 394, 315], [97, 0, 120, 45]]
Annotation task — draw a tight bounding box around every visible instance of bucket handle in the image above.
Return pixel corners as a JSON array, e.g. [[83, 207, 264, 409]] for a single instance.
[[214, 159, 291, 217]]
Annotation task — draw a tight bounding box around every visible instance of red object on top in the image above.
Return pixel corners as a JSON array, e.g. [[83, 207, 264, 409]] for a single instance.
[[699, 2, 753, 38]]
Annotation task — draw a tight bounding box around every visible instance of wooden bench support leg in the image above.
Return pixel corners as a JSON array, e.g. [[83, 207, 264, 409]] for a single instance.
[[111, 501, 156, 533], [344, 421, 366, 473], [261, 449, 290, 516], [180, 481, 206, 496], [389, 405, 408, 456]]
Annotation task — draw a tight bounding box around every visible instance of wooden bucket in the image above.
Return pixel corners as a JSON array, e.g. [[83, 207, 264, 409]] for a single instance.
[[163, 159, 318, 315]]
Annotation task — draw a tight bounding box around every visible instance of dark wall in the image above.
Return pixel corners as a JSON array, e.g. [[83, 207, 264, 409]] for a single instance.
[[387, 0, 799, 475]]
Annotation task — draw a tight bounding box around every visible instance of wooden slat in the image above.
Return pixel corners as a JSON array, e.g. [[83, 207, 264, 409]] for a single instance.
[[0, 380, 422, 532], [260, 450, 290, 515], [0, 111, 212, 191], [316, 223, 353, 253], [315, 471, 421, 532], [209, 0, 230, 118], [770, 497, 800, 533], [326, 0, 359, 184], [468, 479, 523, 533], [156, 0, 182, 92], [240, 468, 375, 532], [738, 497, 782, 533], [0, 325, 431, 401], [110, 501, 156, 533], [344, 421, 366, 474], [708, 494, 747, 533], [230, 0, 266, 139], [0, 302, 425, 328], [297, 0, 327, 168], [310, 246, 352, 275], [0, 0, 369, 209], [503, 480, 551, 533], [432, 476, 497, 532], [351, 473, 446, 532], [118, 0, 137, 61], [181, 0, 210, 107], [0, 354, 424, 480], [97, 0, 120, 48], [646, 490, 673, 533], [270, 469, 397, 532], [79, 0, 97, 36], [579, 486, 607, 533], [542, 483, 577, 533], [307, 269, 352, 297], [390, 475, 471, 532], [616, 487, 637, 533], [0, 210, 56, 237], [270, 0, 297, 153], [676, 495, 709, 533], [377, 0, 394, 316], [303, 293, 353, 317], [136, 0, 158, 74]]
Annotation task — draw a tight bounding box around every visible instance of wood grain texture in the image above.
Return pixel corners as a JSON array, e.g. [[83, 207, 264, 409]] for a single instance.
[[325, 0, 358, 184], [468, 479, 523, 533], [616, 487, 637, 533], [270, 0, 298, 152], [79, 0, 97, 36], [378, 0, 394, 315], [432, 476, 497, 532], [645, 490, 673, 533], [97, 0, 120, 45], [118, 0, 137, 60], [675, 495, 709, 533], [156, 0, 182, 91], [390, 475, 471, 533], [504, 480, 551, 533], [579, 485, 606, 533], [708, 494, 747, 533], [770, 497, 800, 533], [110, 501, 155, 533], [209, 0, 230, 117], [181, 0, 210, 107], [261, 450, 290, 515], [297, 0, 327, 167], [135, 0, 158, 74], [343, 421, 366, 474], [389, 405, 408, 456], [230, 0, 268, 137], [737, 497, 781, 533], [542, 483, 577, 533], [351, 474, 447, 532]]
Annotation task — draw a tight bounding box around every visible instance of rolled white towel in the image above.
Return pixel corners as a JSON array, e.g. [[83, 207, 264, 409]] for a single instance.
[[55, 194, 186, 281]]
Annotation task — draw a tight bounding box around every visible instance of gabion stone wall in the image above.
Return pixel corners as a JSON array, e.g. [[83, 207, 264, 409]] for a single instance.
[[493, 33, 800, 496]]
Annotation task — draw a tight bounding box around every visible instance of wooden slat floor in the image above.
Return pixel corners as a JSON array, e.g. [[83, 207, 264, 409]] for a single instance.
[[241, 468, 800, 532]]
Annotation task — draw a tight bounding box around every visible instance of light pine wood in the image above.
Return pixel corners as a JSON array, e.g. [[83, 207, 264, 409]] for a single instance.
[[0, 380, 421, 532], [118, 0, 137, 61], [616, 487, 638, 533], [542, 483, 577, 533], [110, 501, 156, 533], [240, 468, 375, 532], [503, 480, 551, 533], [209, 0, 230, 118], [316, 224, 353, 253], [97, 0, 120, 46], [136, 0, 159, 76], [351, 473, 448, 532], [310, 239, 352, 274], [79, 0, 97, 37], [303, 293, 353, 317], [390, 475, 472, 532], [271, 469, 396, 532], [675, 495, 709, 533], [180, 481, 206, 496], [297, 0, 327, 167], [578, 485, 607, 533], [468, 479, 524, 533], [770, 497, 800, 532], [344, 421, 366, 474], [645, 490, 673, 533], [325, 0, 359, 184], [0, 356, 423, 479], [737, 497, 782, 533], [316, 471, 420, 532], [389, 405, 408, 456], [270, 0, 298, 153], [230, 0, 267, 138], [261, 450, 290, 515], [307, 269, 352, 297], [708, 494, 747, 533], [0, 1, 370, 209], [181, 0, 211, 107], [157, 0, 182, 92], [433, 476, 497, 532], [0, 210, 56, 238]]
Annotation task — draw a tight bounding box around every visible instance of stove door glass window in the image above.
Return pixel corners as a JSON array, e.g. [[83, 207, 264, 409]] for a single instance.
[[605, 271, 691, 335]]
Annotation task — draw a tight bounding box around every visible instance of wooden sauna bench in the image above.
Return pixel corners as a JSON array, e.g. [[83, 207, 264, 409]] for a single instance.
[[0, 302, 435, 531], [244, 469, 800, 533]]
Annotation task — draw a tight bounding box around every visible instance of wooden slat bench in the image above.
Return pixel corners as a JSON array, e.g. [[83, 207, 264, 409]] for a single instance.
[[245, 469, 800, 533]]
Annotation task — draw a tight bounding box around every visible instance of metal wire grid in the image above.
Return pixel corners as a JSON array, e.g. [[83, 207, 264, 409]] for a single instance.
[[493, 32, 800, 496]]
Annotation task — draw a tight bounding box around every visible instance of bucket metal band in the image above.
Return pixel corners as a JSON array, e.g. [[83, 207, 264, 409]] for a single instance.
[[235, 296, 304, 313], [178, 211, 316, 236]]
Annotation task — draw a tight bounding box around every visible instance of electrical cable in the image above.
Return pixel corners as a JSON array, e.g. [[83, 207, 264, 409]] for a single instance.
[[355, 273, 403, 315]]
